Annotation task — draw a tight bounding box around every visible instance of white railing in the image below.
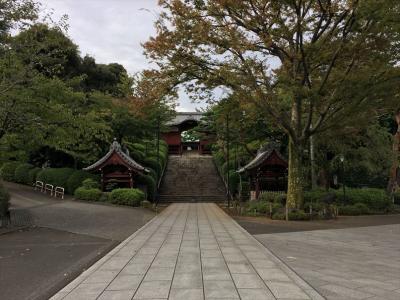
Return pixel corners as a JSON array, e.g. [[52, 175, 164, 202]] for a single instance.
[[44, 184, 54, 196], [54, 187, 65, 199], [34, 181, 44, 192]]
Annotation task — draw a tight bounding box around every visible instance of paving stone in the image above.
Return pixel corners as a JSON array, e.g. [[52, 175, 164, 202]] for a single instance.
[[231, 273, 265, 288], [144, 267, 175, 281], [98, 290, 136, 300], [267, 281, 311, 299], [107, 274, 142, 291], [204, 280, 240, 299], [172, 272, 203, 288], [169, 288, 203, 300], [51, 204, 322, 300], [238, 288, 276, 300]]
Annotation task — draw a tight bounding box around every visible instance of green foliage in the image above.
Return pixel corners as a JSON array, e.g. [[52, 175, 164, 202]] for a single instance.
[[0, 184, 10, 218], [141, 200, 152, 208], [0, 161, 21, 182], [142, 157, 161, 178], [228, 170, 239, 194], [66, 170, 98, 194], [288, 210, 310, 221], [109, 188, 145, 206], [136, 174, 156, 201], [240, 181, 250, 201], [14, 163, 34, 184], [74, 187, 102, 201], [339, 203, 370, 216], [394, 191, 400, 205], [338, 188, 391, 211], [81, 178, 100, 189], [36, 168, 75, 187], [28, 167, 41, 184]]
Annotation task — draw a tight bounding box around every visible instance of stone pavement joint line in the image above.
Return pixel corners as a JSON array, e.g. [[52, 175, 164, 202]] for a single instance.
[[51, 203, 324, 300]]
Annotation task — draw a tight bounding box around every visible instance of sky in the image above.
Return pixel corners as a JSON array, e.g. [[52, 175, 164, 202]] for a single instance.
[[40, 0, 205, 112]]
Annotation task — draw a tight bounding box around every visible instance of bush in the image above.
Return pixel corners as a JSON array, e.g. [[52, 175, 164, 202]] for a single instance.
[[37, 168, 75, 187], [272, 212, 285, 220], [228, 170, 239, 195], [339, 203, 370, 215], [109, 188, 145, 206], [247, 201, 268, 214], [0, 161, 21, 182], [74, 187, 102, 201], [81, 178, 100, 189], [142, 157, 161, 177], [66, 171, 98, 194], [141, 200, 152, 208], [240, 181, 250, 201], [136, 174, 156, 201], [28, 168, 42, 184], [288, 210, 310, 220], [338, 188, 391, 211], [14, 163, 34, 184], [0, 184, 10, 218], [394, 191, 400, 205]]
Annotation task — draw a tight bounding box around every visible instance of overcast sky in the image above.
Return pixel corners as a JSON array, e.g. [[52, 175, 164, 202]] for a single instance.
[[40, 0, 204, 112]]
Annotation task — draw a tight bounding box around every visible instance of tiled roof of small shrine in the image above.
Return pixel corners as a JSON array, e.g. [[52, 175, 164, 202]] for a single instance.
[[83, 139, 149, 173], [166, 112, 203, 126], [238, 145, 287, 173]]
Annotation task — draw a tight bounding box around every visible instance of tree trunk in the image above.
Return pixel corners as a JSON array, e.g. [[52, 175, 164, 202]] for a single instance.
[[286, 137, 304, 215]]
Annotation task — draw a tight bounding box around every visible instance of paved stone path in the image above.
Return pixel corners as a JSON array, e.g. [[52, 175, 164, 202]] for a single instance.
[[255, 225, 400, 300], [51, 203, 323, 300]]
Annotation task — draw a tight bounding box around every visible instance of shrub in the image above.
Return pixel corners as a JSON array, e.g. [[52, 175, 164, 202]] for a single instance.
[[142, 157, 161, 177], [81, 178, 100, 189], [247, 201, 268, 214], [136, 174, 156, 201], [338, 188, 391, 211], [109, 188, 145, 206], [339, 203, 370, 215], [37, 168, 75, 188], [0, 184, 10, 218], [394, 191, 400, 205], [272, 212, 285, 220], [14, 163, 34, 184], [228, 170, 239, 195], [240, 181, 250, 201], [74, 187, 102, 201], [288, 210, 310, 221], [304, 189, 330, 204], [28, 167, 42, 184], [66, 171, 98, 194], [0, 161, 21, 182], [141, 200, 152, 208]]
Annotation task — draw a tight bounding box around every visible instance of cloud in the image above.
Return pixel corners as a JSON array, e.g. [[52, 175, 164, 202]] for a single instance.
[[40, 0, 207, 111]]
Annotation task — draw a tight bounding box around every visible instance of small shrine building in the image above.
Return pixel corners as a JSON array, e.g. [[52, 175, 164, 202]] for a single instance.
[[238, 146, 288, 199], [84, 139, 149, 191]]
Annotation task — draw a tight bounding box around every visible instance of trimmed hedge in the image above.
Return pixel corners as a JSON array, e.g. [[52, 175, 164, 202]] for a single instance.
[[109, 188, 145, 206], [304, 188, 392, 212], [66, 170, 98, 194], [142, 157, 161, 177], [82, 178, 100, 189], [14, 163, 34, 184], [74, 187, 102, 201], [0, 161, 21, 182], [37, 168, 75, 188], [339, 203, 370, 215], [28, 167, 42, 184], [136, 174, 156, 201], [0, 184, 10, 218]]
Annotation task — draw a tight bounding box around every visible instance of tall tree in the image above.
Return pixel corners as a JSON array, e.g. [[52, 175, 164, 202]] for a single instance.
[[144, 0, 400, 208], [388, 109, 400, 193]]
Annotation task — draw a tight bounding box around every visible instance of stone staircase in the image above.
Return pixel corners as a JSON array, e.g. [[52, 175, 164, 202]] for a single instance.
[[159, 153, 227, 203]]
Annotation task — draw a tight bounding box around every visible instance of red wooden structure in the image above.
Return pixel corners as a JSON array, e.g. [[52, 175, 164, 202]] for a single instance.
[[84, 139, 149, 191], [239, 147, 288, 199], [162, 112, 211, 155]]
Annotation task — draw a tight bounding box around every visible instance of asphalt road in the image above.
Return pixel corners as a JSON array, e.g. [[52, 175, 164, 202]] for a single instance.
[[0, 182, 155, 300]]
